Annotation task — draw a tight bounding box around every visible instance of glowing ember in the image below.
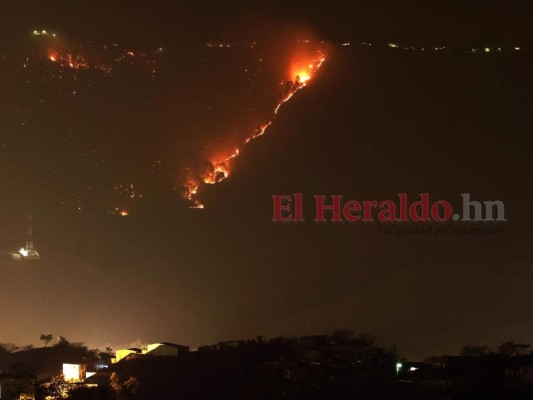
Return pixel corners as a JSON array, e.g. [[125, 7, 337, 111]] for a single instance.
[[109, 208, 131, 217]]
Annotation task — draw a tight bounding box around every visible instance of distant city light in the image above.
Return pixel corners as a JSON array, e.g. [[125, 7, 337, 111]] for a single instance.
[[32, 29, 57, 37], [396, 362, 403, 374]]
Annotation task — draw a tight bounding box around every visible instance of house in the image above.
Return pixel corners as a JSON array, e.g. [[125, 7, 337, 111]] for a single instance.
[[113, 348, 142, 363], [62, 363, 96, 382], [292, 335, 328, 353], [141, 342, 189, 357], [83, 372, 113, 388], [217, 340, 245, 350], [0, 378, 35, 400], [113, 342, 189, 363], [505, 357, 533, 386], [444, 356, 505, 387], [517, 364, 533, 385]]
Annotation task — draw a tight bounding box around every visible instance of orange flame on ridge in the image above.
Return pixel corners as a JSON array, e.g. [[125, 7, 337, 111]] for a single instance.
[[184, 50, 326, 208]]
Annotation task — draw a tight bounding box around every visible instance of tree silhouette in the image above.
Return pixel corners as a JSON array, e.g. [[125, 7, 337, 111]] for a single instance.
[[40, 333, 53, 347], [55, 336, 70, 347], [497, 341, 531, 357], [41, 374, 87, 399], [0, 343, 19, 353], [460, 345, 490, 356], [332, 329, 355, 344], [110, 372, 140, 399]]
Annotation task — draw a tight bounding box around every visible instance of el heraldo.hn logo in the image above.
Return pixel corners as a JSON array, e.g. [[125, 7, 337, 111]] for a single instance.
[[272, 193, 506, 223]]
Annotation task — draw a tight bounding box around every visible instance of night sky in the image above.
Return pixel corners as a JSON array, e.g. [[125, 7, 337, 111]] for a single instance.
[[0, 1, 532, 360]]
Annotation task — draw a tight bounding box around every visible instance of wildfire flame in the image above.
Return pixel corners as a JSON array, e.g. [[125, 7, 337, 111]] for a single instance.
[[36, 31, 159, 77], [184, 180, 204, 209], [184, 51, 326, 208], [203, 162, 230, 184]]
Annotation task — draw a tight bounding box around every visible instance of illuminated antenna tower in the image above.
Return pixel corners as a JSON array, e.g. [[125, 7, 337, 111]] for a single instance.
[[19, 204, 40, 260]]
